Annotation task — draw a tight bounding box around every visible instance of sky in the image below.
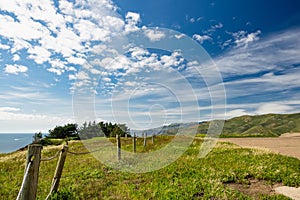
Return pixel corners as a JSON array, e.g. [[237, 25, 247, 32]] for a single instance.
[[0, 0, 300, 133]]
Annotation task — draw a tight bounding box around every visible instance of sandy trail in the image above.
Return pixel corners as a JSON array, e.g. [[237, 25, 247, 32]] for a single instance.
[[219, 133, 300, 160]]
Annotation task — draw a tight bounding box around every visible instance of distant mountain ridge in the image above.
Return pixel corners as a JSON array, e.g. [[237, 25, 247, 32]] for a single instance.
[[132, 113, 300, 137]]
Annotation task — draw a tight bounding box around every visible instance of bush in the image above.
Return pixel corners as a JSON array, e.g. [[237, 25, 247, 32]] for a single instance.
[[38, 138, 64, 146], [47, 188, 77, 200]]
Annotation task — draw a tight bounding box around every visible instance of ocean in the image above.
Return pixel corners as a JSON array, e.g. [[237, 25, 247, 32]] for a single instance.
[[0, 133, 34, 153]]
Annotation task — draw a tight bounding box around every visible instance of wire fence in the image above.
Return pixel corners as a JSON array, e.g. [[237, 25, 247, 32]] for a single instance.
[[41, 150, 62, 161], [66, 147, 103, 155], [17, 135, 149, 199]]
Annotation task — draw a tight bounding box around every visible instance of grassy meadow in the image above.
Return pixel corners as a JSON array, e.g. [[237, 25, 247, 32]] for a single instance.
[[0, 136, 299, 199]]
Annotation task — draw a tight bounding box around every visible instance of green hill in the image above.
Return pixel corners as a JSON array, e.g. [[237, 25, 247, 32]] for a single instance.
[[153, 112, 300, 137], [219, 112, 300, 137]]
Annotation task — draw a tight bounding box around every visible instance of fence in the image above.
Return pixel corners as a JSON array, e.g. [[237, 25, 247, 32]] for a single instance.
[[16, 133, 156, 199]]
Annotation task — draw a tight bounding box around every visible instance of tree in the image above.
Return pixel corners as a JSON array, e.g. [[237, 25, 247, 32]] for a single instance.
[[48, 123, 78, 139], [78, 121, 130, 139], [32, 132, 43, 142]]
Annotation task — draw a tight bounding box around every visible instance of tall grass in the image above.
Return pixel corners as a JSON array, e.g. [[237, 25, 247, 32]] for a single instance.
[[0, 136, 299, 199]]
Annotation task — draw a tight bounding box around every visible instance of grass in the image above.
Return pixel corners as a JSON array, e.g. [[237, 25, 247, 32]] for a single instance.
[[0, 136, 299, 199], [197, 113, 300, 137]]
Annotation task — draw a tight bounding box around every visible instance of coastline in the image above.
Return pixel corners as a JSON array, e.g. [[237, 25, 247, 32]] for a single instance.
[[0, 133, 33, 154]]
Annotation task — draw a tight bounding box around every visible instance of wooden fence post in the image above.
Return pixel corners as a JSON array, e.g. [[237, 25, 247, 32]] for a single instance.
[[152, 134, 155, 144], [143, 132, 147, 147], [17, 144, 42, 200], [116, 134, 121, 161], [133, 133, 136, 153], [47, 145, 68, 198]]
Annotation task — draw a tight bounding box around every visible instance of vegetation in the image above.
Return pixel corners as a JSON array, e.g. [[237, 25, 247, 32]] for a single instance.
[[32, 132, 43, 142], [48, 124, 78, 139], [0, 137, 299, 199], [78, 121, 130, 139], [156, 113, 300, 137], [33, 122, 130, 147], [220, 112, 300, 137]]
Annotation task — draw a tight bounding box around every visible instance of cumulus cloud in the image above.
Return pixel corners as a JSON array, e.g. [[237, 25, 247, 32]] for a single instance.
[[0, 0, 125, 77], [143, 28, 166, 42], [192, 34, 211, 44], [12, 54, 20, 61], [125, 12, 140, 33], [4, 64, 28, 75]]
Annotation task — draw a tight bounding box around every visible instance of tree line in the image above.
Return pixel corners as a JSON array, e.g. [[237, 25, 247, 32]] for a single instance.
[[33, 121, 130, 141]]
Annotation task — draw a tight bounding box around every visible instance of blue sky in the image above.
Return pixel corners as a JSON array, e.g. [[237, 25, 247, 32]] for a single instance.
[[0, 0, 299, 133]]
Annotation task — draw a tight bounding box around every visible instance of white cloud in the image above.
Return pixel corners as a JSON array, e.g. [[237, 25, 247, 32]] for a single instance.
[[0, 106, 74, 133], [47, 59, 67, 76], [0, 43, 10, 50], [125, 12, 140, 33], [12, 54, 20, 61], [126, 12, 140, 23], [27, 46, 51, 64], [77, 71, 90, 80], [4, 64, 28, 75], [160, 51, 184, 68], [0, 107, 21, 112], [211, 23, 223, 29], [129, 47, 149, 60], [215, 28, 300, 76], [197, 17, 203, 21], [66, 56, 86, 65], [255, 103, 294, 115], [144, 28, 166, 42], [175, 34, 185, 39], [0, 0, 123, 77], [69, 74, 77, 81], [231, 30, 261, 48], [192, 34, 211, 44], [225, 109, 250, 118]]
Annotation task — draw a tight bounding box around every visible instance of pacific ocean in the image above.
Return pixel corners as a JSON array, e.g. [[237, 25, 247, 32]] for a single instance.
[[0, 133, 34, 153]]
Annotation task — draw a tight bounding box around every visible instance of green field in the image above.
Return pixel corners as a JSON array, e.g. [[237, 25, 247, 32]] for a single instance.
[[1, 136, 299, 199]]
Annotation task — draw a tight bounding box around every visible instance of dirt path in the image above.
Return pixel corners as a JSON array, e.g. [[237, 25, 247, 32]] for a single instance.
[[219, 133, 300, 199], [219, 133, 300, 160]]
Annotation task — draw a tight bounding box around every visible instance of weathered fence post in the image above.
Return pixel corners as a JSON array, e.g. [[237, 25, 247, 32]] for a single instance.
[[46, 145, 68, 199], [116, 134, 121, 161], [143, 132, 147, 147], [17, 144, 42, 200], [132, 133, 136, 153], [152, 134, 155, 144]]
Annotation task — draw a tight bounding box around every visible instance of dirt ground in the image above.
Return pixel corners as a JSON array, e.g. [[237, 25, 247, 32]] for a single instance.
[[220, 133, 300, 199], [219, 133, 300, 160]]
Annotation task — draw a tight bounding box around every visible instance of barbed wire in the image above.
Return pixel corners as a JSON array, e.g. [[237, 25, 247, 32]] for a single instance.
[[40, 149, 62, 161]]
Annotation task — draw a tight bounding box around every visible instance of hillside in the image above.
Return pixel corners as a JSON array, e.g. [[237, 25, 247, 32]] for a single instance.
[[1, 137, 300, 199], [139, 113, 300, 137], [220, 112, 300, 137]]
